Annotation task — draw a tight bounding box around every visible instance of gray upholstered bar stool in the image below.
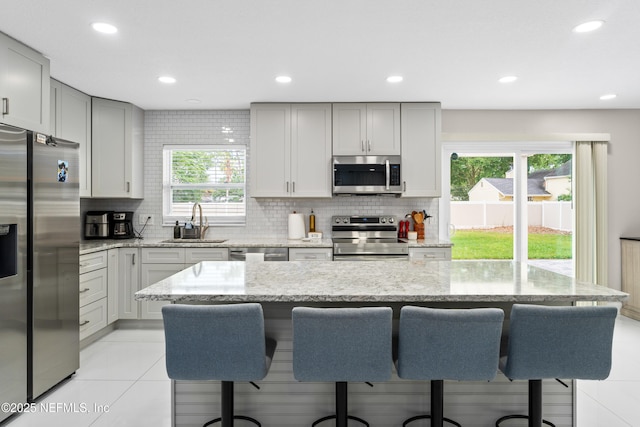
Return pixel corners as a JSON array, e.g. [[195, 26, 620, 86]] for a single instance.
[[496, 304, 617, 427], [162, 303, 277, 427], [292, 306, 393, 427], [396, 306, 504, 427]]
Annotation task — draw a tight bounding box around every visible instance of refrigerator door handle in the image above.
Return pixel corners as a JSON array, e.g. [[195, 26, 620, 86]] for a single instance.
[[1, 97, 8, 116]]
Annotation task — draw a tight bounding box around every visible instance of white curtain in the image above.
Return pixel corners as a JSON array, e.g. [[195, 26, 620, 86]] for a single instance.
[[574, 141, 608, 286]]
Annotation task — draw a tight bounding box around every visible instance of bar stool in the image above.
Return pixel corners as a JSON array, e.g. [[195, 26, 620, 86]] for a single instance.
[[496, 304, 617, 427], [396, 306, 504, 427], [292, 306, 393, 427], [162, 303, 277, 427]]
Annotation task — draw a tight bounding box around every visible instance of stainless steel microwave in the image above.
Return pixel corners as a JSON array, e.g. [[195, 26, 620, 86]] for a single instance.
[[333, 155, 402, 195]]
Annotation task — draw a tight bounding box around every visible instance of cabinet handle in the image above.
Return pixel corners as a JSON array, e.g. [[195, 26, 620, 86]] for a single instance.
[[132, 253, 136, 265], [1, 98, 8, 116], [403, 181, 407, 192], [126, 182, 131, 193], [79, 320, 90, 326], [368, 140, 371, 151], [79, 288, 91, 293], [292, 182, 295, 193], [286, 181, 289, 193], [361, 140, 365, 152]]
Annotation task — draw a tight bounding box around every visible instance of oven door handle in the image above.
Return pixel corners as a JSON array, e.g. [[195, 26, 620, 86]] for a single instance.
[[385, 159, 390, 190]]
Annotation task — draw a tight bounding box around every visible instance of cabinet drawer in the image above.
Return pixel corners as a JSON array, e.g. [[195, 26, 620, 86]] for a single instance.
[[142, 247, 185, 264], [79, 268, 108, 307], [185, 248, 229, 264], [79, 251, 108, 274], [79, 298, 107, 341], [289, 248, 333, 261], [409, 248, 452, 261]]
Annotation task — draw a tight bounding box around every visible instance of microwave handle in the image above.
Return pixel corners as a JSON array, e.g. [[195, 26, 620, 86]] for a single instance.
[[385, 159, 390, 190]]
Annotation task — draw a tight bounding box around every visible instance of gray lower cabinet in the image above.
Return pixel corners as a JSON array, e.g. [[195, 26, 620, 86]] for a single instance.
[[289, 248, 333, 261], [118, 248, 141, 319], [79, 251, 109, 340], [139, 247, 229, 319], [408, 247, 452, 261]]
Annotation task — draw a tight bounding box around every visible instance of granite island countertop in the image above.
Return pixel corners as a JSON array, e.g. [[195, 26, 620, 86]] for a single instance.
[[135, 260, 627, 304]]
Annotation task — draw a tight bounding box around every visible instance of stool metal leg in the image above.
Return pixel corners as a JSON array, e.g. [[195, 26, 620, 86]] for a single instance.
[[203, 381, 261, 427], [311, 382, 369, 427], [495, 379, 555, 427], [402, 380, 461, 427]]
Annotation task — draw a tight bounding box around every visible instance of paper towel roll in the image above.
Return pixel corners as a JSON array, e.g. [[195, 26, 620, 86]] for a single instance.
[[288, 213, 305, 240]]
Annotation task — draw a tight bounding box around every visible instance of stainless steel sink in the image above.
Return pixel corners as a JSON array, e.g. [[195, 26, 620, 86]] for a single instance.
[[160, 239, 227, 244]]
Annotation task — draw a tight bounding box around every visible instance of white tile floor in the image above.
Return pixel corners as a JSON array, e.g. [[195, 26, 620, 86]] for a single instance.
[[4, 315, 640, 427]]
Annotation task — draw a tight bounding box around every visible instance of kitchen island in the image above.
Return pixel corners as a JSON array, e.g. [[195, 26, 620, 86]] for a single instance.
[[136, 260, 627, 427]]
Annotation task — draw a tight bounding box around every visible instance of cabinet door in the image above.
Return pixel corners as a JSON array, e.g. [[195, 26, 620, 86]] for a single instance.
[[140, 263, 184, 320], [289, 248, 333, 261], [118, 248, 140, 319], [185, 248, 229, 265], [91, 98, 144, 198], [332, 103, 367, 155], [79, 268, 108, 307], [367, 103, 400, 155], [0, 33, 50, 133], [290, 104, 332, 197], [250, 104, 291, 197], [58, 81, 92, 197], [79, 298, 107, 341], [107, 249, 119, 325], [401, 103, 441, 197], [141, 248, 186, 264], [409, 247, 451, 261]]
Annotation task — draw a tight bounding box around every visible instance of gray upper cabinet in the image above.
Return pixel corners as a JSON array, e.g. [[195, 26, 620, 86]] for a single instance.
[[91, 97, 144, 198], [332, 103, 400, 155], [250, 103, 332, 197], [0, 32, 50, 133], [50, 80, 92, 197], [400, 103, 442, 197]]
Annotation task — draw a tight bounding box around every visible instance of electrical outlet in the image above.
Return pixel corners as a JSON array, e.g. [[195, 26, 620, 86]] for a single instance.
[[139, 214, 154, 225]]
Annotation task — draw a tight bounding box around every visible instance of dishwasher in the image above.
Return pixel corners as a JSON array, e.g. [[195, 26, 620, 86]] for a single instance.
[[229, 247, 289, 261]]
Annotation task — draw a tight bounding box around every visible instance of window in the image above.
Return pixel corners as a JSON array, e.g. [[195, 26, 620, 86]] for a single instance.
[[163, 145, 246, 225]]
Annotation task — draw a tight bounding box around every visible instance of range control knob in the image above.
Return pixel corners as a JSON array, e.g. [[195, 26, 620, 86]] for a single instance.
[[380, 218, 387, 223], [388, 217, 395, 224], [342, 218, 349, 224]]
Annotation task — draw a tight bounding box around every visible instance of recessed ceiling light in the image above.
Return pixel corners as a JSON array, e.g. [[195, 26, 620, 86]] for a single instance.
[[573, 20, 605, 33], [386, 75, 403, 83], [499, 76, 518, 83], [158, 76, 176, 84], [91, 22, 118, 34], [600, 93, 617, 100], [275, 76, 292, 83], [186, 99, 201, 104]]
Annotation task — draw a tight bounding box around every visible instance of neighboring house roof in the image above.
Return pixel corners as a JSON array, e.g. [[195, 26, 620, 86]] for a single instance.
[[545, 159, 572, 178], [482, 178, 550, 197]]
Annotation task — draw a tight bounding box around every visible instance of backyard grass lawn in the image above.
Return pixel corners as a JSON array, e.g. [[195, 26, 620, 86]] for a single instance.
[[451, 229, 572, 260]]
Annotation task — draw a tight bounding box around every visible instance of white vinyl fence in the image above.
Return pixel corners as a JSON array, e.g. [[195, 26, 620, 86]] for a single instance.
[[451, 201, 572, 232]]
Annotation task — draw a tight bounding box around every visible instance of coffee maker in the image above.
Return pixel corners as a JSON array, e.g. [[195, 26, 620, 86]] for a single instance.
[[84, 211, 112, 239], [111, 212, 135, 239]]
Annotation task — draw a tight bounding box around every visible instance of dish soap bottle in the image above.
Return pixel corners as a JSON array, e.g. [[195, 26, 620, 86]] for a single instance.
[[173, 221, 181, 239], [309, 209, 316, 233]]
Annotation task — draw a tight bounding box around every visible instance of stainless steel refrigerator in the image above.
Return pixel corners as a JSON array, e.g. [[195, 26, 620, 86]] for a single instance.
[[0, 123, 28, 423], [0, 123, 79, 422]]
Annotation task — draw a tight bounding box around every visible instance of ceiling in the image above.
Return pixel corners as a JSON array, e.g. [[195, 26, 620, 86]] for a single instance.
[[1, 0, 639, 111]]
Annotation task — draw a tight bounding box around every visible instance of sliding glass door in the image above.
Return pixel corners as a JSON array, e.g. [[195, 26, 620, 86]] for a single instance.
[[441, 142, 574, 276]]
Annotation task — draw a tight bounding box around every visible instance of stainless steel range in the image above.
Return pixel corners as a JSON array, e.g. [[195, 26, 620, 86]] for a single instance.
[[332, 215, 409, 261]]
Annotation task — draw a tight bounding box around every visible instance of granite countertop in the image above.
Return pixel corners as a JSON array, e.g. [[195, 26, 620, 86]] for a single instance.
[[80, 237, 452, 255], [134, 260, 628, 304]]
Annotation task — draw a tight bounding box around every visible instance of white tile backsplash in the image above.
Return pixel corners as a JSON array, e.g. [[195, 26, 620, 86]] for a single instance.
[[82, 109, 439, 241]]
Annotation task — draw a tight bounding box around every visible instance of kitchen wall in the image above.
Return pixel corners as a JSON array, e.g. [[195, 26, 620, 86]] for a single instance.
[[82, 110, 439, 241]]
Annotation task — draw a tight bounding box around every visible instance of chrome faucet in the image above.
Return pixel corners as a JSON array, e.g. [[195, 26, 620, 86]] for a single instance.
[[191, 203, 209, 240]]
